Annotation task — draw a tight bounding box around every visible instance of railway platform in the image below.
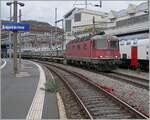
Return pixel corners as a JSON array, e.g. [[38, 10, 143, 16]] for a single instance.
[[113, 68, 149, 80], [1, 59, 59, 119]]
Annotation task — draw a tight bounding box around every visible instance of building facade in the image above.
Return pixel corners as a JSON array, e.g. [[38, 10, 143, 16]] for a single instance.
[[63, 7, 110, 49], [1, 20, 63, 57], [63, 2, 148, 46], [105, 2, 149, 36]]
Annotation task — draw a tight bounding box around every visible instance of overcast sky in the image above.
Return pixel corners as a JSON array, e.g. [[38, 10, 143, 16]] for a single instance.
[[1, 0, 146, 27]]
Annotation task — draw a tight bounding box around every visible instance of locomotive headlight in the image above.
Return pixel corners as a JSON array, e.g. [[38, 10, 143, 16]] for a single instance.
[[100, 56, 103, 58], [115, 56, 118, 58]]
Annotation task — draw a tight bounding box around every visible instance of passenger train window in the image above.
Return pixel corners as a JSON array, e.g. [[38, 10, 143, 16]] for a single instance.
[[133, 40, 137, 44], [120, 41, 124, 45], [126, 41, 131, 45]]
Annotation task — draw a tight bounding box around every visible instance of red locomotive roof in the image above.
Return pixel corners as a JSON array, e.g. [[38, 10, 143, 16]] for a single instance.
[[67, 34, 119, 46]]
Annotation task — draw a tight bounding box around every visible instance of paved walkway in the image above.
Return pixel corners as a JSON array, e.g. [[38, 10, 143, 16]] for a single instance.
[[1, 59, 59, 119], [113, 68, 149, 80]]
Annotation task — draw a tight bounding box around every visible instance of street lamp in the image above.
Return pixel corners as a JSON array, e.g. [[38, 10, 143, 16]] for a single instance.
[[6, 2, 13, 59], [6, 2, 12, 6], [6, 0, 25, 74], [55, 19, 64, 50]]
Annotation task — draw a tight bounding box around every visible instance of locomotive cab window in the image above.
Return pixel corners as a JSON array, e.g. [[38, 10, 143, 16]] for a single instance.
[[98, 36, 106, 48], [109, 41, 118, 49], [92, 40, 96, 48], [92, 35, 106, 49]]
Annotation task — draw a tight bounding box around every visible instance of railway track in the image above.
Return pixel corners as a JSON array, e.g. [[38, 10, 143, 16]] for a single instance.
[[67, 63, 149, 90], [101, 71, 149, 90], [35, 60, 148, 119], [60, 62, 149, 90]]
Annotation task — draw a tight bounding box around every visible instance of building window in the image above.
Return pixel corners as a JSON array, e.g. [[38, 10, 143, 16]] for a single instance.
[[65, 20, 71, 32], [74, 13, 81, 22]]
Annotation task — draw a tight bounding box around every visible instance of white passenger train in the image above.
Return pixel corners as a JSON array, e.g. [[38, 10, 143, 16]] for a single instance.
[[119, 32, 149, 71]]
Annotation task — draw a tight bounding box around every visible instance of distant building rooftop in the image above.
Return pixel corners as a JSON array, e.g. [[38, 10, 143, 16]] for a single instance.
[[114, 2, 148, 18]]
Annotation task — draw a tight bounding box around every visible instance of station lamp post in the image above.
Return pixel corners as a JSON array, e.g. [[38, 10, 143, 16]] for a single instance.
[[55, 19, 64, 50], [6, 2, 12, 59], [6, 0, 24, 75]]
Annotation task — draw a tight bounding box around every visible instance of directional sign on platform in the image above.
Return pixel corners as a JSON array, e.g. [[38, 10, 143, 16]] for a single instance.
[[1, 22, 30, 31]]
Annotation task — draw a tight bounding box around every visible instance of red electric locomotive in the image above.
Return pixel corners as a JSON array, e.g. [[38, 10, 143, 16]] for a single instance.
[[65, 33, 120, 71]]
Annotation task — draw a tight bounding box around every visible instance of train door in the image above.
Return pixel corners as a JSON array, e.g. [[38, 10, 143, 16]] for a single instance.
[[131, 46, 138, 67]]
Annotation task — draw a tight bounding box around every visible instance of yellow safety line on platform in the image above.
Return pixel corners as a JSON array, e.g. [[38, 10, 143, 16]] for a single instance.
[[26, 60, 46, 120]]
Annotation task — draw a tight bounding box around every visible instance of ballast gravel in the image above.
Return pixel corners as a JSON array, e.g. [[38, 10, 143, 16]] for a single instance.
[[56, 63, 149, 116]]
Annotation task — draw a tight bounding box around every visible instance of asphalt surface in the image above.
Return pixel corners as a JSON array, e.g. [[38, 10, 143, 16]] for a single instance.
[[1, 59, 40, 119], [41, 64, 59, 119], [42, 92, 59, 119]]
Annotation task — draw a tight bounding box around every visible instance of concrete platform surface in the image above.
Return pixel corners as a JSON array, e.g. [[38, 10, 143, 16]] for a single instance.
[[1, 59, 59, 119], [113, 68, 149, 80]]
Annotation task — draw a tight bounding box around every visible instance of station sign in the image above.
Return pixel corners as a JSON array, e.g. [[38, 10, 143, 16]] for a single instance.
[[1, 22, 30, 31]]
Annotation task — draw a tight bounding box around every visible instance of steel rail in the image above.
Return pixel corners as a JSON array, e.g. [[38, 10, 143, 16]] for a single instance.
[[34, 60, 149, 119], [101, 72, 149, 90], [41, 62, 94, 119]]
